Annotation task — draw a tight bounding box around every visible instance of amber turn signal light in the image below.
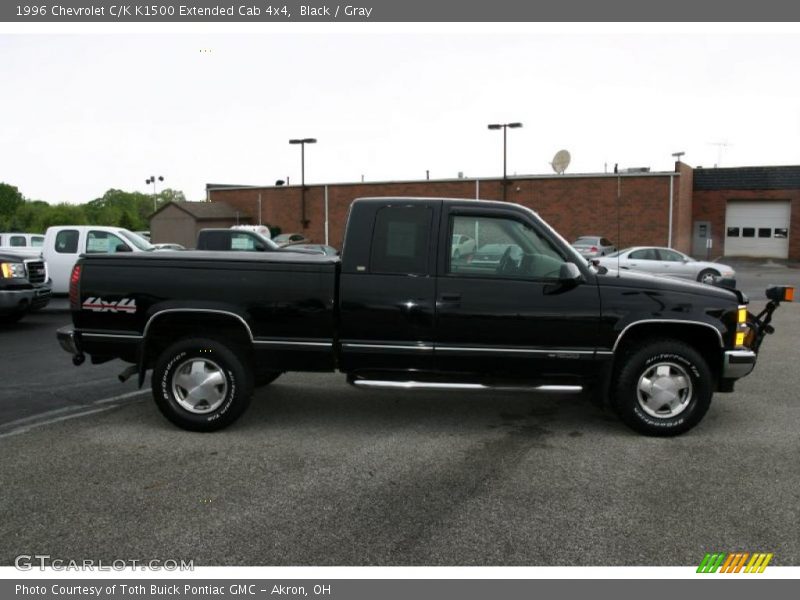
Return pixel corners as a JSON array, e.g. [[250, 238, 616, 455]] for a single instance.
[[766, 285, 794, 303]]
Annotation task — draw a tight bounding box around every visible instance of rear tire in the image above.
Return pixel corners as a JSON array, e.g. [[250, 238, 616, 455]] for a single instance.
[[152, 337, 253, 432], [612, 339, 713, 436]]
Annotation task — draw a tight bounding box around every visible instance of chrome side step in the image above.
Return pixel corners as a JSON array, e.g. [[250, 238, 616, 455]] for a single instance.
[[349, 380, 582, 393]]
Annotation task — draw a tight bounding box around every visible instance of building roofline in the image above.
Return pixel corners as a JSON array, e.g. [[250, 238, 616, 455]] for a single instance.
[[205, 170, 678, 193]]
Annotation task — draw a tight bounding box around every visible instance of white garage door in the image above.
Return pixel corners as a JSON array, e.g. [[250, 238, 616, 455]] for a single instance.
[[725, 200, 791, 258]]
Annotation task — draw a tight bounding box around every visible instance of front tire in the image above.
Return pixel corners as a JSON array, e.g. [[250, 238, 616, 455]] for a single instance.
[[612, 339, 713, 436], [152, 337, 253, 432], [697, 268, 719, 285]]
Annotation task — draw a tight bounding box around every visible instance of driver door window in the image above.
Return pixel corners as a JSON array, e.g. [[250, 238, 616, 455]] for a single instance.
[[448, 215, 566, 279], [86, 231, 130, 254]]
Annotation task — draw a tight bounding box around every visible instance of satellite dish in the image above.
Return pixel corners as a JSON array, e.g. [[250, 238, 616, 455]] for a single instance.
[[551, 150, 571, 174]]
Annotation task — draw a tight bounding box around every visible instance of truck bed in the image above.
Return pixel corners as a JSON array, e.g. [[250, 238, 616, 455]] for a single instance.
[[73, 251, 339, 371]]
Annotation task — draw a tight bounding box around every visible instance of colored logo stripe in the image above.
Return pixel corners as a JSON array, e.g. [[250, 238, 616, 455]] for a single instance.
[[697, 552, 773, 573]]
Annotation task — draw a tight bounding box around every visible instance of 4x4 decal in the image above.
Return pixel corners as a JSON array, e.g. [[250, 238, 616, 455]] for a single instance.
[[82, 297, 137, 314]]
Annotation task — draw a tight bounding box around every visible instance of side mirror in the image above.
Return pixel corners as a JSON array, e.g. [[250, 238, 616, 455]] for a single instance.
[[255, 243, 266, 251], [559, 262, 583, 282], [115, 244, 132, 253]]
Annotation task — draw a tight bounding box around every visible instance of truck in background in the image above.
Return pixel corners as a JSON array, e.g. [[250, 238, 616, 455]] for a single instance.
[[0, 251, 50, 323], [0, 232, 45, 260], [43, 226, 153, 294]]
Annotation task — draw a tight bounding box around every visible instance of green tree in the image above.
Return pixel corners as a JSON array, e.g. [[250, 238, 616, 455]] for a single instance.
[[0, 184, 189, 233], [0, 183, 25, 229]]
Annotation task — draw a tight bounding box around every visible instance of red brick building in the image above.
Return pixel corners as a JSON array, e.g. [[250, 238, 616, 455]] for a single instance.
[[199, 163, 798, 260]]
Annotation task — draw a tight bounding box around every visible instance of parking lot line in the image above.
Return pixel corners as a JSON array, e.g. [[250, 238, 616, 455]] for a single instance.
[[0, 389, 149, 439]]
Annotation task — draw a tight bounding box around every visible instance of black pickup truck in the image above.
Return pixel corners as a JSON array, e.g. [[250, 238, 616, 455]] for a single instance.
[[1, 252, 51, 324], [57, 198, 792, 436]]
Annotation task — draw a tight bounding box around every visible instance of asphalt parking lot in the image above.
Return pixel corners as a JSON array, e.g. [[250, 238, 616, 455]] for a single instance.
[[1, 264, 798, 566]]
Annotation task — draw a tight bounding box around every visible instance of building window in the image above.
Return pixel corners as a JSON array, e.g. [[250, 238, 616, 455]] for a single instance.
[[742, 228, 755, 238], [758, 228, 772, 238], [774, 228, 788, 239], [727, 227, 740, 237]]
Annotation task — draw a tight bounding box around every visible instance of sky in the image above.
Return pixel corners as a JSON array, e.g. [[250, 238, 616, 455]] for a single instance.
[[1, 28, 800, 204]]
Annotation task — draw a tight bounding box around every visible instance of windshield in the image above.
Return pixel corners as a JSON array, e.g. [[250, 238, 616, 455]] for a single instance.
[[118, 230, 154, 251]]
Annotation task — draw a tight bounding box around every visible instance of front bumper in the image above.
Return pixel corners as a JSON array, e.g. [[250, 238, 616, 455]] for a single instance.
[[0, 283, 51, 313], [0, 288, 36, 312], [723, 349, 756, 379]]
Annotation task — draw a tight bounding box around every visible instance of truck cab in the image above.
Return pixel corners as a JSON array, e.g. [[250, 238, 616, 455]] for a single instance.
[[43, 226, 152, 293]]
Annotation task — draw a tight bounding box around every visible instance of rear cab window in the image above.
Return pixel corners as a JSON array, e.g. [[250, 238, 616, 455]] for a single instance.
[[369, 206, 433, 275]]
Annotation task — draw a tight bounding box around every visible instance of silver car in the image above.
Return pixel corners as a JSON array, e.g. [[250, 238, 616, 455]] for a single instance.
[[572, 236, 616, 258], [596, 247, 736, 284]]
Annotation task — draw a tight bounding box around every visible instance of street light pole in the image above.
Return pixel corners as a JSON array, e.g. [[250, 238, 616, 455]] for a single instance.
[[487, 122, 522, 202], [145, 175, 164, 213], [289, 138, 317, 229]]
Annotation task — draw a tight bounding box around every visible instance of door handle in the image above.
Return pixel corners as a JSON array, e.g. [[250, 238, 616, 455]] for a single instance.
[[439, 293, 462, 302]]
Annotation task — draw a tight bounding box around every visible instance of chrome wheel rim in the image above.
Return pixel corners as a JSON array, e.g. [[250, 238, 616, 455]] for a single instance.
[[171, 358, 228, 414], [700, 272, 716, 284], [636, 362, 693, 419]]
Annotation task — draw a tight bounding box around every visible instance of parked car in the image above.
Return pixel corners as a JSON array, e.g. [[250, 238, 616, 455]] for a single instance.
[[287, 244, 339, 256], [196, 228, 279, 252], [231, 224, 272, 240], [195, 229, 320, 255], [596, 247, 736, 285], [58, 197, 792, 436], [43, 226, 153, 294], [451, 234, 476, 259], [150, 243, 186, 251], [0, 252, 51, 323], [572, 236, 616, 258], [273, 233, 311, 247], [469, 243, 523, 268]]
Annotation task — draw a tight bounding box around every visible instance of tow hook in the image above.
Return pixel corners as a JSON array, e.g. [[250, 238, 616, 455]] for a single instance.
[[72, 353, 85, 366], [118, 364, 138, 383]]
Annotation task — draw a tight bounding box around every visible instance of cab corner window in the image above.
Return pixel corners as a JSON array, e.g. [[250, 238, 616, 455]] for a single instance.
[[55, 230, 79, 254], [448, 215, 567, 280], [369, 206, 432, 275]]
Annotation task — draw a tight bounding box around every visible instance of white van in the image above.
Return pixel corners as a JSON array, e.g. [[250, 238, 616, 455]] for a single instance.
[[43, 226, 152, 294], [230, 224, 271, 240]]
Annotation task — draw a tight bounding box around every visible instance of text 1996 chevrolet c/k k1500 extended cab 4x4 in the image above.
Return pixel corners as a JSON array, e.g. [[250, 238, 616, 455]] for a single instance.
[[57, 198, 793, 436]]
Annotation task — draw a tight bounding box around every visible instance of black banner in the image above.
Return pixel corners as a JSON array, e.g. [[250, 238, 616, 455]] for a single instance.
[[5, 579, 800, 600], [3, 0, 800, 22]]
